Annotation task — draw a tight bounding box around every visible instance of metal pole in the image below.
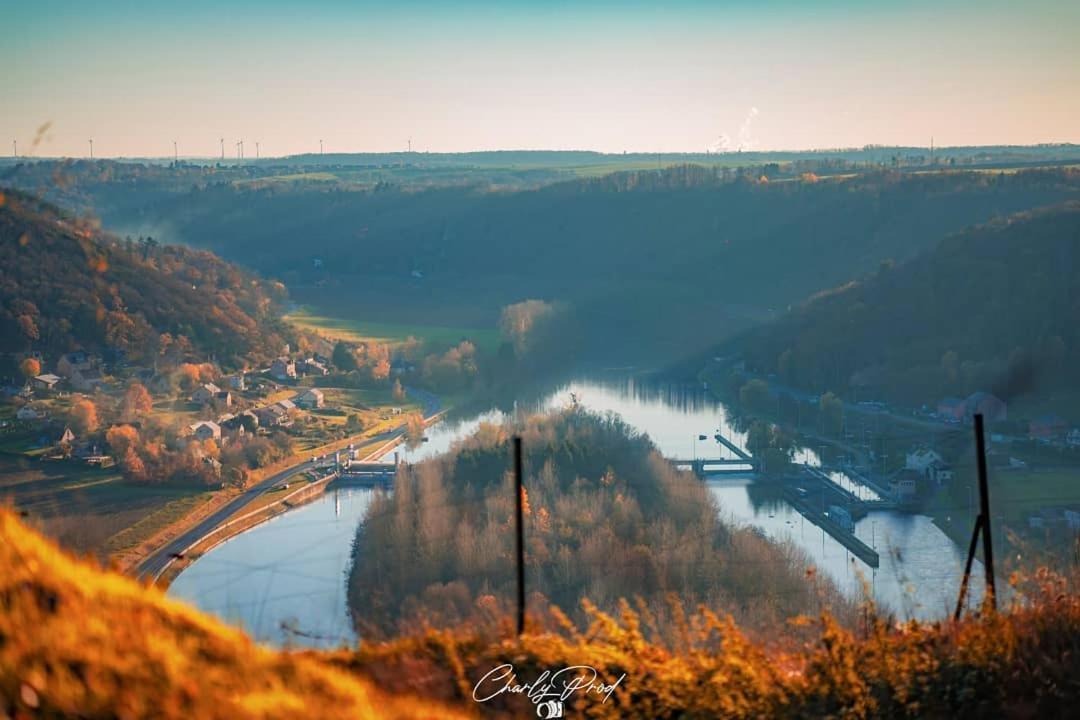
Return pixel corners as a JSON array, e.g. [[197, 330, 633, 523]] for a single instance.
[[513, 436, 525, 635], [974, 414, 996, 610]]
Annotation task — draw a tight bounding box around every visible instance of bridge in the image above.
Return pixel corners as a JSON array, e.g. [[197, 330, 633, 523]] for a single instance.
[[669, 457, 757, 475], [669, 430, 757, 475], [335, 461, 398, 487]]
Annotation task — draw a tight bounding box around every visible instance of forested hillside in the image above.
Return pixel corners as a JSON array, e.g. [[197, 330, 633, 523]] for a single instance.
[[0, 188, 293, 370], [735, 203, 1080, 413], [9, 163, 1080, 364]]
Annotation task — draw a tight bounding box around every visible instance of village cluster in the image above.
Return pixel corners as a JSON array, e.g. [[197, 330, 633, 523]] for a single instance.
[[3, 345, 411, 487]]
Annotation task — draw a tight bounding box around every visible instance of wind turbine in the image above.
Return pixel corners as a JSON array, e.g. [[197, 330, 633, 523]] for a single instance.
[[88, 137, 94, 159], [11, 139, 15, 159], [173, 140, 178, 164], [319, 139, 323, 155], [255, 141, 259, 159], [220, 137, 225, 160]]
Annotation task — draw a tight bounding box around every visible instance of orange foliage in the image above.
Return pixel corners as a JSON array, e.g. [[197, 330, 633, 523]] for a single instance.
[[69, 398, 99, 434], [122, 382, 153, 419], [19, 357, 40, 379], [105, 424, 139, 457], [0, 510, 466, 720]]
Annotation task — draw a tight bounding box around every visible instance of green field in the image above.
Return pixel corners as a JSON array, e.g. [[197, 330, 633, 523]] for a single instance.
[[285, 307, 500, 352]]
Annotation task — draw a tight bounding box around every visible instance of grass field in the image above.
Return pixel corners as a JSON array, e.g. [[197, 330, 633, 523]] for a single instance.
[[285, 306, 501, 351], [234, 171, 340, 185], [0, 454, 212, 558]]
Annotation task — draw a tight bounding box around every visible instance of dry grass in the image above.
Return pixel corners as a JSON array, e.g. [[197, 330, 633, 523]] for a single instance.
[[0, 509, 468, 719]]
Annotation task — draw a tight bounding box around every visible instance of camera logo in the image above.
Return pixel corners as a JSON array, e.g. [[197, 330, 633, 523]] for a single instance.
[[536, 700, 564, 718]]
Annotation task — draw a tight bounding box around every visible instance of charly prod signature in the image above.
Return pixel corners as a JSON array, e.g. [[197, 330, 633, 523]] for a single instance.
[[472, 663, 625, 711]]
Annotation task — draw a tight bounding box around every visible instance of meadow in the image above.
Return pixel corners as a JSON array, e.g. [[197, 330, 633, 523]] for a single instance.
[[285, 306, 501, 352]]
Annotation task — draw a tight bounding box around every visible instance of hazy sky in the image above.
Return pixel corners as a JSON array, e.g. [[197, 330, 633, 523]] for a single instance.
[[4, 0, 1079, 157]]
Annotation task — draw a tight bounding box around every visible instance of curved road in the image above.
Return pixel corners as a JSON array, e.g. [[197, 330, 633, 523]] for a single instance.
[[135, 387, 442, 581]]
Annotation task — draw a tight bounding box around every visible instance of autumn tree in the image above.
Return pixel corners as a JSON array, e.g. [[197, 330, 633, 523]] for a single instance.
[[176, 363, 201, 391], [404, 412, 425, 448], [499, 299, 557, 354], [70, 398, 99, 434], [121, 382, 154, 421], [19, 357, 40, 381], [392, 378, 406, 402], [371, 358, 391, 382], [106, 424, 140, 457]]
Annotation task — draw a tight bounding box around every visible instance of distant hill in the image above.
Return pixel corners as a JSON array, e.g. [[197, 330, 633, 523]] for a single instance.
[[0, 188, 293, 371], [7, 164, 1080, 366], [734, 202, 1080, 416]]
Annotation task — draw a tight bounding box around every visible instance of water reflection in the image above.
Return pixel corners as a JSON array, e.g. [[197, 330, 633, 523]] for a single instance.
[[168, 487, 375, 648], [171, 376, 982, 647]]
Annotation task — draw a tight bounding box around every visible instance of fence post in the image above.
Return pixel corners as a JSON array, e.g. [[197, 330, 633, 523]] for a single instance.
[[513, 436, 525, 635]]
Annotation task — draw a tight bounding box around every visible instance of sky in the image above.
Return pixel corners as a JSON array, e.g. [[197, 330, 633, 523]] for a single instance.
[[3, 0, 1079, 157]]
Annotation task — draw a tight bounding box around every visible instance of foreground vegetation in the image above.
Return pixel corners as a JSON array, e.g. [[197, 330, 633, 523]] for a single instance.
[[0, 509, 462, 719], [4, 505, 1080, 717]]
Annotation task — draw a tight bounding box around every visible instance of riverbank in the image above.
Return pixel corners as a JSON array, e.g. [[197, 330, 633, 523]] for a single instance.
[[150, 410, 446, 588]]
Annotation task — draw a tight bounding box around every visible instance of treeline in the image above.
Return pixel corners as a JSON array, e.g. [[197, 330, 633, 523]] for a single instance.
[[14, 163, 1080, 367], [0, 188, 294, 370], [734, 203, 1080, 413], [347, 408, 850, 638]]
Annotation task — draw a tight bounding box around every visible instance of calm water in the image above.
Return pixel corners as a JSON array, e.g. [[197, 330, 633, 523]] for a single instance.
[[170, 377, 981, 647]]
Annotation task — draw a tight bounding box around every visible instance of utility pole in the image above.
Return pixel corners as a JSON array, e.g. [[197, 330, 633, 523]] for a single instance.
[[513, 436, 525, 636], [954, 414, 997, 619]]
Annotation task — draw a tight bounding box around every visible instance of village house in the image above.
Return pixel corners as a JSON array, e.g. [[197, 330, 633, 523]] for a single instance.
[[270, 357, 296, 381], [1030, 414, 1067, 441], [254, 404, 292, 428], [295, 388, 325, 409], [296, 358, 329, 376], [888, 468, 920, 502], [217, 413, 250, 438], [905, 448, 942, 473], [187, 420, 222, 442], [56, 351, 95, 379], [926, 459, 954, 485], [32, 374, 62, 393], [55, 427, 76, 448], [191, 383, 221, 404], [936, 397, 965, 422], [905, 447, 953, 485], [226, 374, 246, 391], [70, 366, 105, 392], [214, 390, 233, 409]]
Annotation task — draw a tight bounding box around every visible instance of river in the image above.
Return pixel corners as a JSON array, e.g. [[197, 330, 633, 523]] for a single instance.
[[168, 376, 983, 647]]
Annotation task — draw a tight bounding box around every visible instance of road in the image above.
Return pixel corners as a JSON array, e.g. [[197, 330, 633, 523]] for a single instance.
[[133, 385, 441, 581], [133, 457, 317, 580]]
